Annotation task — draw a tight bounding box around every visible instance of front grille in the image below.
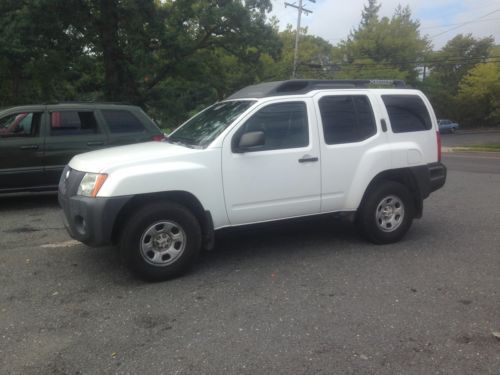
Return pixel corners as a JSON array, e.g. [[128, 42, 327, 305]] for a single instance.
[[59, 166, 86, 197]]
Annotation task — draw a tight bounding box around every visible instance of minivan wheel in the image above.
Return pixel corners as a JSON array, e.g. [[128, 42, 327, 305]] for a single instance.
[[120, 202, 201, 281], [357, 181, 415, 244]]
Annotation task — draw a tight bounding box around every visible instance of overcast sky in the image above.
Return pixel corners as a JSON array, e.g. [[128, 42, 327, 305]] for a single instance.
[[270, 0, 500, 50]]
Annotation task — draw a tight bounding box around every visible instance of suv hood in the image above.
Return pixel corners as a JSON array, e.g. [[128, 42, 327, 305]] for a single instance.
[[69, 141, 203, 174]]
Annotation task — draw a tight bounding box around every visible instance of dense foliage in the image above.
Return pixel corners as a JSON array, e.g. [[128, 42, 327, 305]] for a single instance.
[[0, 0, 498, 129]]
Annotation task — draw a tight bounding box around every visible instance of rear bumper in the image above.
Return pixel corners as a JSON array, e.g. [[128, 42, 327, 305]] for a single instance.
[[410, 161, 447, 199], [428, 162, 447, 193]]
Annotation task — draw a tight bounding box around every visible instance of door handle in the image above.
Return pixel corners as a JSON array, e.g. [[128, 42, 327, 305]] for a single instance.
[[298, 155, 319, 163], [20, 145, 39, 150], [87, 141, 104, 146]]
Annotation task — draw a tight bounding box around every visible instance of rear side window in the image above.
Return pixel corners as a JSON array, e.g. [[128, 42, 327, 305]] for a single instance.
[[101, 110, 145, 133], [319, 95, 376, 144], [50, 111, 99, 136], [382, 95, 432, 133]]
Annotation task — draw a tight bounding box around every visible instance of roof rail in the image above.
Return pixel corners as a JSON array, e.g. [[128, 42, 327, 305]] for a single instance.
[[42, 101, 134, 105], [227, 79, 406, 99]]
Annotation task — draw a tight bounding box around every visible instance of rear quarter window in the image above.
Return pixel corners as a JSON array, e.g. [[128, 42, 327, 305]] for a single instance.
[[102, 110, 146, 133], [382, 95, 432, 133]]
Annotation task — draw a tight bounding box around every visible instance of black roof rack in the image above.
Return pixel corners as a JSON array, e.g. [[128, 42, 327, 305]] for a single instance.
[[227, 79, 406, 99], [43, 101, 133, 105]]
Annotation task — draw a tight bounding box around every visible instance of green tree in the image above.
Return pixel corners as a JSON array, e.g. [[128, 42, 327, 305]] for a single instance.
[[420, 34, 495, 124], [0, 0, 282, 129], [360, 0, 381, 28], [0, 0, 93, 105], [456, 62, 500, 127], [429, 34, 494, 93], [338, 2, 430, 83], [261, 25, 335, 80]]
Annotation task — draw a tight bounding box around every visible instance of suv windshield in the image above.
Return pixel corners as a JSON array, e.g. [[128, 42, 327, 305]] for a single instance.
[[169, 100, 255, 147]]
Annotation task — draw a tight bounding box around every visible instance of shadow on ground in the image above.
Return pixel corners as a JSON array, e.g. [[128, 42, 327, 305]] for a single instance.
[[0, 192, 59, 211]]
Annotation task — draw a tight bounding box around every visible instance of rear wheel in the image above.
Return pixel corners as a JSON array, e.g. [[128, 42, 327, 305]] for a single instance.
[[357, 181, 415, 244], [120, 202, 201, 281]]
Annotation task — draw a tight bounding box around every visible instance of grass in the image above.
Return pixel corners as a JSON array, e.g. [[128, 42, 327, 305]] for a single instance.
[[455, 144, 500, 152]]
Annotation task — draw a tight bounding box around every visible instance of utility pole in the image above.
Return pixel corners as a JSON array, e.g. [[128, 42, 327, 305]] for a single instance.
[[285, 0, 315, 78]]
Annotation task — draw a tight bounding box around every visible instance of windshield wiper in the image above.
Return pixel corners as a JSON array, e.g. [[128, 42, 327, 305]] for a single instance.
[[168, 136, 198, 148]]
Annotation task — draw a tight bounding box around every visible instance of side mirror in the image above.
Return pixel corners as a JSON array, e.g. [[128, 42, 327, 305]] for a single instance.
[[235, 131, 265, 152]]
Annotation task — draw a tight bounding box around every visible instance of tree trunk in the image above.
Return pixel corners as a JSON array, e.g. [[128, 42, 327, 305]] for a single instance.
[[98, 0, 138, 102]]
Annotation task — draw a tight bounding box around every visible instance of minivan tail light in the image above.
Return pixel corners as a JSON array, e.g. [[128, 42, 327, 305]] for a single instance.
[[436, 131, 442, 161], [152, 134, 166, 142]]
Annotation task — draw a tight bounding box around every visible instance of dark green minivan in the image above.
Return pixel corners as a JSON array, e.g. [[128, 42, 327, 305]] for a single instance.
[[0, 103, 165, 193]]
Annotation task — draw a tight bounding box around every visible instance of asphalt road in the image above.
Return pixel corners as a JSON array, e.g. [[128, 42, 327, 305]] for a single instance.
[[1, 153, 499, 374]]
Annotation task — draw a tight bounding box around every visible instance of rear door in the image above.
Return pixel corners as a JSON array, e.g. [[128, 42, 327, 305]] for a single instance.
[[0, 109, 45, 192], [42, 107, 108, 186], [315, 91, 389, 212]]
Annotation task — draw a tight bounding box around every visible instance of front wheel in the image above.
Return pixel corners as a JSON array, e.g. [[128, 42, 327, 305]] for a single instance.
[[357, 181, 415, 244], [120, 202, 201, 281]]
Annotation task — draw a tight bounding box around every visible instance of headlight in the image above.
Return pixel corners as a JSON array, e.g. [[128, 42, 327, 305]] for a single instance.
[[77, 173, 108, 197]]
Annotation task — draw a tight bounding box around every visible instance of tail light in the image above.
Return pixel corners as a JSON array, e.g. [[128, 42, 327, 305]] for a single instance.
[[436, 131, 442, 161], [152, 134, 166, 142]]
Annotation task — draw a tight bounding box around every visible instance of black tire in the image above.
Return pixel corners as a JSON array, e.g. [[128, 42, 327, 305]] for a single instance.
[[357, 181, 415, 244], [120, 202, 201, 281]]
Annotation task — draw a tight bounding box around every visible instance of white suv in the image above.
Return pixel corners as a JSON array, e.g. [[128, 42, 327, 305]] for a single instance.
[[59, 80, 446, 280]]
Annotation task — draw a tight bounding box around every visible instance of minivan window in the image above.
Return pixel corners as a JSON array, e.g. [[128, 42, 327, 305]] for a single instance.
[[382, 95, 432, 133], [319, 95, 376, 144], [102, 110, 146, 133], [50, 111, 99, 135], [0, 112, 42, 138]]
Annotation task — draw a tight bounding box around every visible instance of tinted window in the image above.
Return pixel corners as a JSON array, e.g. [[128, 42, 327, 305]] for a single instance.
[[319, 95, 376, 144], [0, 112, 41, 138], [236, 102, 308, 151], [50, 111, 98, 136], [102, 110, 145, 133], [382, 95, 432, 133]]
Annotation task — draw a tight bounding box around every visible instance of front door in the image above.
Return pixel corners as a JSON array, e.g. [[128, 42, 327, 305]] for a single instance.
[[0, 110, 45, 192], [222, 100, 321, 225]]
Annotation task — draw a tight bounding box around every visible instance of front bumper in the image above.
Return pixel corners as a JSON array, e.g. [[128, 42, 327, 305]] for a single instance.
[[58, 166, 131, 246]]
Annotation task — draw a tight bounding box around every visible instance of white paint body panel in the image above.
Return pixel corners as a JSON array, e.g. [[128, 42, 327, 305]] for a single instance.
[[67, 88, 440, 230], [221, 98, 321, 224], [69, 142, 229, 229], [313, 90, 391, 212]]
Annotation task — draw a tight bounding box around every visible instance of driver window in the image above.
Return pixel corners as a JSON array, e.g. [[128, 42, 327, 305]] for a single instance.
[[0, 112, 41, 138], [235, 102, 308, 151]]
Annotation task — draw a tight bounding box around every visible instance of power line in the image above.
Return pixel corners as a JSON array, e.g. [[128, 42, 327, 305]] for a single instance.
[[430, 9, 500, 39], [299, 57, 500, 70], [421, 17, 500, 31], [322, 56, 500, 67], [428, 0, 499, 19]]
